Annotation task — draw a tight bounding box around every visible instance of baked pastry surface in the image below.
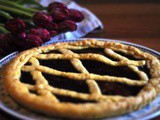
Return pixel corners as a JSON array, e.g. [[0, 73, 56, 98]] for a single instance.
[[3, 39, 160, 119]]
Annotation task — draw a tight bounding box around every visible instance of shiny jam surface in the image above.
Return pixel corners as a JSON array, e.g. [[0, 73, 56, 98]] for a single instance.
[[21, 48, 150, 103]]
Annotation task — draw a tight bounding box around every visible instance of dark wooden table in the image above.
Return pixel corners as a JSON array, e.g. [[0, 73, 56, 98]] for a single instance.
[[0, 1, 160, 120], [83, 3, 160, 52]]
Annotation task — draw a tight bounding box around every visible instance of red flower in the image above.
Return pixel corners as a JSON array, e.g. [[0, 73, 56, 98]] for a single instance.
[[44, 22, 58, 31], [33, 12, 53, 27], [5, 18, 26, 33], [58, 20, 77, 33], [50, 7, 69, 22], [13, 32, 26, 40], [30, 28, 50, 42], [47, 2, 67, 12], [23, 34, 43, 49], [0, 34, 16, 54], [49, 30, 58, 37], [68, 9, 84, 22]]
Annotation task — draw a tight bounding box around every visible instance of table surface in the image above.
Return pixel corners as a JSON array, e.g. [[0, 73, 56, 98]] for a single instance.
[[83, 3, 160, 53], [0, 2, 160, 120]]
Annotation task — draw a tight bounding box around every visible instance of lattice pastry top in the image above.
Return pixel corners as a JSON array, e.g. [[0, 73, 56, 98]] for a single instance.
[[3, 39, 160, 119]]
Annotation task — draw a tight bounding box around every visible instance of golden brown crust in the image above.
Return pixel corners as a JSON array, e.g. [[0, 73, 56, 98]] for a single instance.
[[2, 39, 160, 119]]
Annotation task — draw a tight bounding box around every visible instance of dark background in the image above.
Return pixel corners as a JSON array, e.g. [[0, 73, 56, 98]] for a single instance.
[[75, 0, 160, 3]]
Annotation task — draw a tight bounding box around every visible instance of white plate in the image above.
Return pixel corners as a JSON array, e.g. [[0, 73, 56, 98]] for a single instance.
[[0, 38, 160, 120]]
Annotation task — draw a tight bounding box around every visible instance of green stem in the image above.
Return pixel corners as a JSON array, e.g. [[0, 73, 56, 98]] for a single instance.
[[0, 23, 5, 27], [0, 4, 33, 18], [0, 10, 13, 20], [24, 0, 44, 8], [15, 0, 44, 9], [15, 0, 25, 4], [0, 0, 38, 13], [0, 26, 9, 34]]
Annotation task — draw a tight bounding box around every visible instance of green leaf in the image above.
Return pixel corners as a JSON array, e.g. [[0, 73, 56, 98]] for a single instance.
[[0, 25, 9, 34], [0, 10, 13, 20]]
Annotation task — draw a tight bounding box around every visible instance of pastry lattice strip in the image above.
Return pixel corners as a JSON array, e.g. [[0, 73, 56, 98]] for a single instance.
[[21, 46, 149, 102], [34, 53, 145, 66], [23, 57, 123, 102], [59, 48, 101, 96]]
